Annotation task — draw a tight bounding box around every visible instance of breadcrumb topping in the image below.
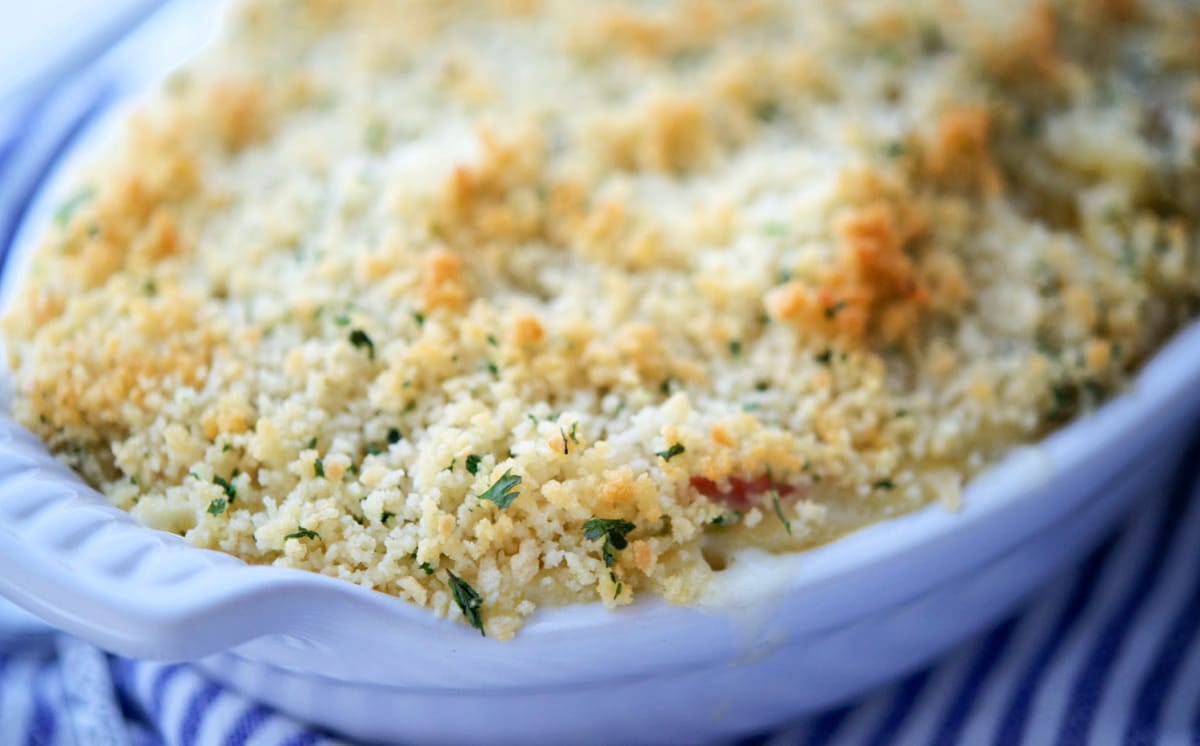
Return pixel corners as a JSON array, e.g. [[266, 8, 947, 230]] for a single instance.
[[5, 0, 1199, 638]]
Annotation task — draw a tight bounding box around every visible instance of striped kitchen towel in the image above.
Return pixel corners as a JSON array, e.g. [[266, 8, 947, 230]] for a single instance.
[[0, 607, 350, 746], [2, 442, 1199, 745]]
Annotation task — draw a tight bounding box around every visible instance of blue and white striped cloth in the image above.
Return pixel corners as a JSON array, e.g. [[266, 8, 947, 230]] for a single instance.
[[0, 603, 349, 746], [3, 445, 1199, 745]]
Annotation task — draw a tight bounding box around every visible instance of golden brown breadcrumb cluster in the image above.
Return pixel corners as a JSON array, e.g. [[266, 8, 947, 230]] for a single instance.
[[5, 0, 1199, 637]]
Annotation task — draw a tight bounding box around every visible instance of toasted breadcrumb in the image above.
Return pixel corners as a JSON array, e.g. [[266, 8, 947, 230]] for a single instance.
[[4, 0, 1199, 639]]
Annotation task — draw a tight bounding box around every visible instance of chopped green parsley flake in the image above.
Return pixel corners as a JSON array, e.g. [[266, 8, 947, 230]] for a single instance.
[[207, 498, 227, 516], [411, 311, 425, 327], [771, 492, 792, 535], [447, 571, 484, 635], [284, 526, 320, 541], [729, 340, 742, 357], [314, 458, 325, 478], [419, 562, 434, 575], [479, 469, 522, 508], [583, 517, 637, 567], [349, 329, 375, 360], [815, 349, 833, 364], [655, 442, 686, 462], [710, 511, 743, 527], [387, 427, 401, 444], [212, 475, 236, 500], [873, 479, 896, 491], [465, 454, 482, 476]]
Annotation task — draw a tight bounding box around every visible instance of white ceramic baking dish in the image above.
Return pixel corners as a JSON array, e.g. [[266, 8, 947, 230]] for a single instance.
[[2, 3, 1199, 744]]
